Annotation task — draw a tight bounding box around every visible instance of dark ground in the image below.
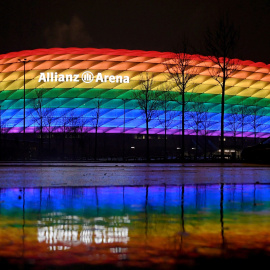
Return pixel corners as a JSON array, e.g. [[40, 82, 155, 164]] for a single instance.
[[0, 162, 269, 187]]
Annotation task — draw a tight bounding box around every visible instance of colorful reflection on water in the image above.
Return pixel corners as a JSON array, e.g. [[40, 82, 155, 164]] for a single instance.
[[1, 184, 270, 268]]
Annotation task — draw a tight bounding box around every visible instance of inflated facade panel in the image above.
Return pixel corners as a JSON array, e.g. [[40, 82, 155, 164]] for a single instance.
[[0, 48, 269, 137]]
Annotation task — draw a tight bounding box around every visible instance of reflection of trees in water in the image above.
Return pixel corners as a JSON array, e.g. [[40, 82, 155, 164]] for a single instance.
[[95, 186, 99, 216], [220, 183, 225, 249], [0, 188, 1, 213], [145, 185, 148, 237], [123, 186, 125, 214], [180, 185, 185, 251], [195, 184, 207, 209], [1, 184, 266, 215], [2, 184, 269, 255], [22, 188, 25, 259], [253, 183, 257, 207], [241, 184, 244, 209], [181, 185, 185, 234], [164, 184, 166, 214]]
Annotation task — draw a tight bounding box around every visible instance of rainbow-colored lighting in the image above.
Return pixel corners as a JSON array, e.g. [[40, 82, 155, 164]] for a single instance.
[[0, 48, 269, 137]]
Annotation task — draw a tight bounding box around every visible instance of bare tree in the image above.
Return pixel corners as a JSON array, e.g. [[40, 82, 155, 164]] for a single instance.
[[248, 105, 264, 144], [67, 111, 80, 159], [165, 42, 198, 160], [32, 89, 51, 158], [133, 73, 160, 161], [158, 84, 177, 160], [201, 108, 212, 159], [0, 120, 9, 160], [0, 105, 2, 160], [90, 98, 103, 160], [187, 95, 208, 160], [77, 117, 87, 134], [77, 117, 88, 159], [205, 14, 239, 160], [122, 99, 127, 161], [44, 108, 56, 157], [238, 103, 249, 149], [58, 114, 71, 159], [32, 89, 45, 134], [227, 106, 242, 157]]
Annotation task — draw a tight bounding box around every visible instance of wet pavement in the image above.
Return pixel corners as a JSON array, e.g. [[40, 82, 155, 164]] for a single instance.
[[1, 184, 270, 269], [0, 163, 270, 269], [0, 163, 269, 187]]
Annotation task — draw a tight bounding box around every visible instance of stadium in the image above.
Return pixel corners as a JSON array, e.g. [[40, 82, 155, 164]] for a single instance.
[[0, 48, 269, 159]]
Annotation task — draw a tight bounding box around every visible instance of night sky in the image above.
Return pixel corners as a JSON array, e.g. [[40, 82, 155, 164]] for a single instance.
[[1, 0, 270, 63]]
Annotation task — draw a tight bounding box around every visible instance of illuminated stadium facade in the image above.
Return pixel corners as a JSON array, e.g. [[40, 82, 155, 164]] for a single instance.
[[0, 48, 269, 158]]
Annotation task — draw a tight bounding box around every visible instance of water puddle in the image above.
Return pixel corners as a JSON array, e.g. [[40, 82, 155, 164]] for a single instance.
[[0, 184, 270, 268]]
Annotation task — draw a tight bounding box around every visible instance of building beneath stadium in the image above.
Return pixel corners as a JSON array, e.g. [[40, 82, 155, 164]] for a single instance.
[[0, 48, 269, 160]]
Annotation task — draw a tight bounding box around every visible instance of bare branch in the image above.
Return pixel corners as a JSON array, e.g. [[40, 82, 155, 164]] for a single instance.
[[204, 14, 240, 159], [164, 51, 198, 102], [133, 73, 160, 123], [90, 98, 103, 129], [157, 83, 177, 130]]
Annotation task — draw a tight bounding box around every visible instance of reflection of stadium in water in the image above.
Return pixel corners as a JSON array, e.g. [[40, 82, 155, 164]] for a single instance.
[[37, 215, 130, 250], [1, 185, 270, 267]]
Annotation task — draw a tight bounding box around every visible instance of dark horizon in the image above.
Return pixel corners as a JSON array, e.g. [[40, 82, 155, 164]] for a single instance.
[[1, 0, 270, 64]]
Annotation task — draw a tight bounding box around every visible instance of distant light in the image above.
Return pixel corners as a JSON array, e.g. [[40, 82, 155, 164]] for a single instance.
[[219, 149, 235, 153], [131, 146, 135, 149], [192, 147, 196, 150], [176, 147, 181, 150]]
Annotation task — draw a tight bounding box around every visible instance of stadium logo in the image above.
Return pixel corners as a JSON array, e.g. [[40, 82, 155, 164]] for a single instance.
[[81, 71, 94, 83], [38, 71, 130, 83]]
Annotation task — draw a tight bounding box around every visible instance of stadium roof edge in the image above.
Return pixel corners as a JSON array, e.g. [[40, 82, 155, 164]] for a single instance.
[[0, 47, 269, 69]]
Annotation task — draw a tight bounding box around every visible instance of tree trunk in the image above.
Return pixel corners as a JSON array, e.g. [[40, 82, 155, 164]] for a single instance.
[[181, 185, 185, 233], [234, 134, 237, 160], [40, 123, 43, 160], [123, 99, 126, 161], [164, 127, 167, 161], [49, 130, 51, 159], [0, 131, 2, 161], [220, 183, 225, 248], [62, 131, 65, 159], [204, 134, 207, 160], [220, 80, 225, 161], [122, 132, 125, 161], [182, 96, 185, 161], [178, 113, 181, 159], [94, 126, 98, 160], [241, 124, 244, 150], [72, 135, 75, 160], [164, 105, 167, 161], [146, 120, 149, 162], [80, 134, 84, 160], [195, 131, 198, 160]]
